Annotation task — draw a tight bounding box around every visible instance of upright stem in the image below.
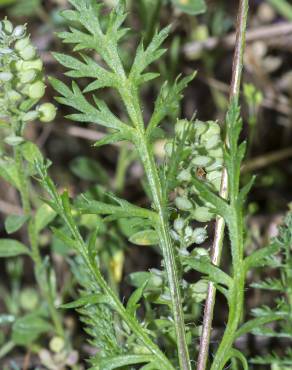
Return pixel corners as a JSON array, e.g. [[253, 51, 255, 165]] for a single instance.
[[137, 135, 191, 370], [196, 1, 249, 369], [14, 145, 64, 338], [119, 75, 191, 368]]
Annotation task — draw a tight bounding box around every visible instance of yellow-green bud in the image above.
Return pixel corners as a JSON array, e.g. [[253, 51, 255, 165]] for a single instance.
[[19, 288, 38, 311], [28, 80, 45, 99], [38, 103, 57, 122], [49, 336, 65, 353]]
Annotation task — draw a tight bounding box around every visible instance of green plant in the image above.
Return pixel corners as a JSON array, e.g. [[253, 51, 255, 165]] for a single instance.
[[1, 0, 290, 369], [250, 211, 292, 368], [35, 0, 279, 368], [0, 18, 64, 356]]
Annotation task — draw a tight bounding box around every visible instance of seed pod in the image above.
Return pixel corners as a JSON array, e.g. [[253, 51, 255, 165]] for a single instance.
[[190, 280, 208, 303], [205, 158, 223, 172], [209, 147, 223, 159], [22, 59, 43, 71], [206, 171, 222, 192], [22, 110, 39, 122], [192, 227, 207, 244], [170, 229, 180, 241], [2, 20, 13, 34], [191, 155, 212, 167], [0, 72, 13, 82], [28, 80, 45, 99], [13, 25, 26, 39], [4, 135, 24, 146], [191, 206, 213, 222], [185, 226, 193, 238], [19, 45, 36, 60], [191, 247, 209, 258], [205, 134, 221, 150], [174, 218, 184, 233], [177, 168, 191, 182], [195, 121, 208, 136], [38, 103, 57, 122], [14, 36, 30, 51], [18, 69, 37, 84], [206, 170, 221, 182], [204, 121, 220, 137], [7, 90, 22, 102], [175, 196, 193, 211]]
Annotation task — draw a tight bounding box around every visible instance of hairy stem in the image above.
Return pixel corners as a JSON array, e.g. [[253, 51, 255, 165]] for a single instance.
[[119, 73, 191, 368], [196, 1, 249, 369], [137, 135, 191, 370], [14, 145, 64, 338]]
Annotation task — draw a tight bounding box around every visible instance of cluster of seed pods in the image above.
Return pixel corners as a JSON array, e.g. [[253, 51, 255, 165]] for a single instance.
[[0, 19, 56, 125], [166, 119, 224, 249]]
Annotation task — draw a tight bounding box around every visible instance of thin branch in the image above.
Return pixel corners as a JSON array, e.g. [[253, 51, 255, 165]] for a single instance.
[[242, 147, 292, 173], [184, 21, 292, 57], [196, 1, 249, 369]]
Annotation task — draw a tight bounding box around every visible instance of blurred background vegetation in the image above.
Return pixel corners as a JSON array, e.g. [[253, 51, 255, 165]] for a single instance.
[[0, 0, 292, 369]]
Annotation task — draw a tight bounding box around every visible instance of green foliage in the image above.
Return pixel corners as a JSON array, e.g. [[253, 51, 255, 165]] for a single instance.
[[0, 239, 30, 257], [0, 1, 290, 369], [250, 212, 292, 366], [0, 18, 64, 358]]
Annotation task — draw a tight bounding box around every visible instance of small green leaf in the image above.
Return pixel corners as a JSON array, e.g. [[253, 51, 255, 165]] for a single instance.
[[12, 313, 52, 345], [172, 0, 206, 15], [96, 355, 155, 370], [0, 239, 30, 257], [234, 314, 282, 340], [182, 256, 232, 289], [128, 272, 163, 290], [244, 243, 279, 271], [0, 158, 20, 189], [129, 229, 159, 246], [126, 280, 149, 316], [60, 294, 111, 309], [51, 227, 79, 251], [227, 349, 248, 370], [20, 141, 43, 164], [5, 215, 28, 234], [35, 203, 57, 233]]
